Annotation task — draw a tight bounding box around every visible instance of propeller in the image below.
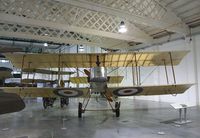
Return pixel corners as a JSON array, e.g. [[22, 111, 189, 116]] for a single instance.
[[84, 69, 90, 83], [84, 69, 90, 77]]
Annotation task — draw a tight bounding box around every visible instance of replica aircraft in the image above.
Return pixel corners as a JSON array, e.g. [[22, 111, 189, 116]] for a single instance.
[[0, 51, 193, 117]]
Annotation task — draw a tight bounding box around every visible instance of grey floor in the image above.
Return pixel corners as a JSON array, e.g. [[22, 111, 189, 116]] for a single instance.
[[0, 98, 200, 138]]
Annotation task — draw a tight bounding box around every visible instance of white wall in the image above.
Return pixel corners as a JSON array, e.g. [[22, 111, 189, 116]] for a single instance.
[[132, 34, 200, 106]]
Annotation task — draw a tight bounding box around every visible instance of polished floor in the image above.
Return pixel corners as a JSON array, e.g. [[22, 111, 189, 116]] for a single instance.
[[0, 98, 200, 138]]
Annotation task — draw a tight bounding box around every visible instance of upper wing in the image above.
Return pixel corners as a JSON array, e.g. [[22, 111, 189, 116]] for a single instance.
[[0, 87, 88, 98], [22, 68, 75, 75], [4, 51, 189, 68], [21, 79, 58, 84], [109, 84, 193, 96]]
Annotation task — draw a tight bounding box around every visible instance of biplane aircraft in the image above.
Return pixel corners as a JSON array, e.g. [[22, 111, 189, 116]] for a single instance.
[[0, 51, 193, 117], [21, 68, 75, 108]]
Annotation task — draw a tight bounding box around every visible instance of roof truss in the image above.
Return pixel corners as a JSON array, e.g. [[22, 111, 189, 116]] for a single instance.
[[59, 0, 189, 35], [0, 0, 153, 48]]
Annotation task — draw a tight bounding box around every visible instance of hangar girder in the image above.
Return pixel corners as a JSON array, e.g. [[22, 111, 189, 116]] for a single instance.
[[0, 21, 131, 49], [0, 0, 153, 48], [56, 0, 190, 35]]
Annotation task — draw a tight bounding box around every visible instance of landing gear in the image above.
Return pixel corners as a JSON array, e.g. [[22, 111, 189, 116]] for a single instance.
[[78, 102, 83, 118], [77, 89, 121, 118], [43, 98, 48, 109], [60, 97, 69, 108], [77, 89, 91, 118], [115, 102, 121, 117], [42, 98, 56, 109]]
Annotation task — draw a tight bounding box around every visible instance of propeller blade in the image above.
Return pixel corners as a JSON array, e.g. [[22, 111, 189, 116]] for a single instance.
[[84, 69, 90, 77]]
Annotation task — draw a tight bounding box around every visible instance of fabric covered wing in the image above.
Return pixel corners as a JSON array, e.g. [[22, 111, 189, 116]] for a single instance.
[[22, 68, 75, 75], [107, 76, 123, 84], [70, 77, 88, 84], [22, 79, 58, 84], [0, 87, 88, 98], [110, 84, 193, 96], [4, 51, 189, 68]]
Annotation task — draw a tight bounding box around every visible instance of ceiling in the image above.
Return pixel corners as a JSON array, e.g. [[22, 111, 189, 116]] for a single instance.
[[0, 0, 199, 50]]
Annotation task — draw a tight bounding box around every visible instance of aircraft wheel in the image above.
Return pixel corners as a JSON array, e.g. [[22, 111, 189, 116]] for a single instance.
[[115, 102, 120, 117], [61, 103, 64, 108], [78, 102, 82, 118], [116, 108, 120, 117], [66, 98, 69, 105], [43, 98, 47, 109], [60, 98, 64, 108], [115, 102, 121, 109]]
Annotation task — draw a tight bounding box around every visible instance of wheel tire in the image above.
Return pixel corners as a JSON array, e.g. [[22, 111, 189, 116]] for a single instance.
[[66, 98, 69, 105], [43, 100, 47, 109], [42, 98, 47, 109], [115, 102, 120, 109], [116, 108, 120, 117], [118, 102, 121, 109], [115, 102, 120, 117], [78, 102, 82, 118], [61, 103, 64, 108]]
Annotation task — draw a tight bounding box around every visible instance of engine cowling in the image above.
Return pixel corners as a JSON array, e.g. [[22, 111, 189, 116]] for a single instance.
[[113, 87, 143, 96], [90, 67, 107, 82], [54, 88, 83, 97]]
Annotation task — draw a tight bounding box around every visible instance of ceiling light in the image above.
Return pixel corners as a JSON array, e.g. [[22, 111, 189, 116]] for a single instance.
[[44, 43, 48, 47], [118, 21, 127, 33]]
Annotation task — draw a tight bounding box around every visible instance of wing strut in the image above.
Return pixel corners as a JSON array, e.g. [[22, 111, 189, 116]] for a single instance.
[[163, 59, 169, 84], [58, 54, 61, 87], [134, 53, 139, 85], [20, 55, 25, 83], [169, 52, 176, 84]]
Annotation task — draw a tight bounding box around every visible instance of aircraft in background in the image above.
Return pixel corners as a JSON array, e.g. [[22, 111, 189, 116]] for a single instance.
[[0, 51, 193, 117], [0, 67, 25, 114], [21, 68, 75, 108]]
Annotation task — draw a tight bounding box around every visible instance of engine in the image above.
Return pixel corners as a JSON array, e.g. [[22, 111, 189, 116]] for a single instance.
[[90, 67, 107, 82]]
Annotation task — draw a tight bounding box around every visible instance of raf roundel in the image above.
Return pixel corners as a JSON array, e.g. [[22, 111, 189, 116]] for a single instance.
[[113, 87, 143, 96], [54, 88, 83, 97]]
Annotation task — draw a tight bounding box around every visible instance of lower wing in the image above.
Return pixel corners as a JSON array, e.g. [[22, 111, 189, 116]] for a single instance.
[[0, 84, 193, 98], [108, 84, 193, 96], [0, 87, 88, 98]]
